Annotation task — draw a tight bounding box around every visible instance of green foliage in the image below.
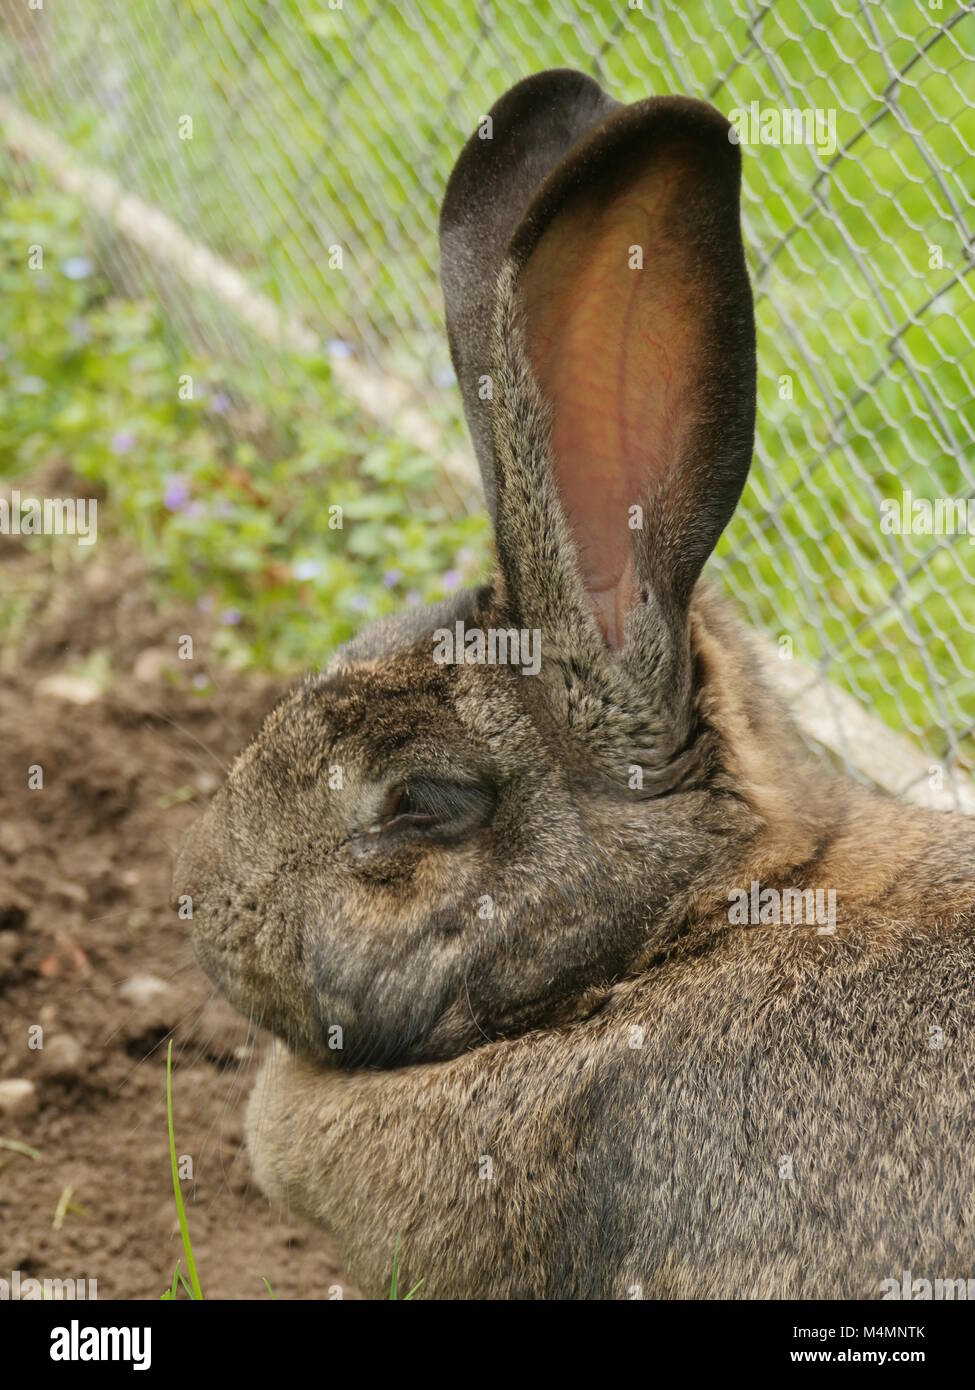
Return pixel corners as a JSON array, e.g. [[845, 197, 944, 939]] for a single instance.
[[161, 1262, 198, 1302], [160, 1040, 279, 1300], [0, 171, 492, 673], [163, 1041, 203, 1301], [389, 1234, 424, 1300]]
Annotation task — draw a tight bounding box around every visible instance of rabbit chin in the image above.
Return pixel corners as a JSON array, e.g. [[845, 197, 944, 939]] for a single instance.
[[190, 926, 339, 1067]]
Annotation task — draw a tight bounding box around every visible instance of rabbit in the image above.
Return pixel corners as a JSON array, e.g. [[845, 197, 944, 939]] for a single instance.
[[174, 69, 975, 1299]]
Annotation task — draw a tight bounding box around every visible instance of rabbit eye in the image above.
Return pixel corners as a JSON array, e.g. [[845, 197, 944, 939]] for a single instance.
[[386, 785, 439, 827], [374, 777, 496, 840]]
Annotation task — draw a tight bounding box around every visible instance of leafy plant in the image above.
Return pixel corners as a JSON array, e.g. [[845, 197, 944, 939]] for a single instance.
[[0, 166, 492, 674]]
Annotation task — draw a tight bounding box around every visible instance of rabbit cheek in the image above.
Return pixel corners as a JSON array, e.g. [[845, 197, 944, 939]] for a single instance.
[[346, 834, 430, 885]]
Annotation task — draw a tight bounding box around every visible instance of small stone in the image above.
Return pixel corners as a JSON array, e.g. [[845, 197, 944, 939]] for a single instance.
[[133, 647, 173, 684], [83, 565, 115, 597], [36, 673, 101, 705], [53, 881, 88, 907], [119, 974, 174, 1010], [39, 1034, 86, 1079], [0, 823, 29, 858], [0, 1078, 38, 1118]]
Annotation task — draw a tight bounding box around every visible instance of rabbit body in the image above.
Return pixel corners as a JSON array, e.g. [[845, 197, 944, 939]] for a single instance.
[[246, 909, 975, 1300], [177, 70, 975, 1298], [240, 592, 975, 1299]]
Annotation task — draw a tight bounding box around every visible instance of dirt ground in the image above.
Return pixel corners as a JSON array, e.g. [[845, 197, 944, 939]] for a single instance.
[[0, 503, 357, 1299]]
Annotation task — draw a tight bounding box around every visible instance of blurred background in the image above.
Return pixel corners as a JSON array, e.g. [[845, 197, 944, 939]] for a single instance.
[[1, 0, 973, 797]]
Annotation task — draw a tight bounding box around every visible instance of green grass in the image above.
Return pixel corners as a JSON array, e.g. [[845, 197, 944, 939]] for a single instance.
[[161, 1262, 198, 1302], [160, 1038, 422, 1299], [162, 1040, 203, 1301], [0, 1136, 41, 1160], [389, 1234, 424, 1301]]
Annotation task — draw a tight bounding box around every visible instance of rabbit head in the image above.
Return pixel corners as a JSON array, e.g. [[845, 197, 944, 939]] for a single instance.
[[176, 69, 776, 1070]]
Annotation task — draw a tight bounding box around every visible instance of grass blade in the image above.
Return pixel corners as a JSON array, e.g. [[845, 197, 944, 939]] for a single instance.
[[166, 1039, 203, 1300], [0, 1136, 41, 1160]]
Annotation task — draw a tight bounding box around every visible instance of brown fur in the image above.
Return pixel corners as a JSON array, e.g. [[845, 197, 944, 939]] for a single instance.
[[175, 71, 975, 1299]]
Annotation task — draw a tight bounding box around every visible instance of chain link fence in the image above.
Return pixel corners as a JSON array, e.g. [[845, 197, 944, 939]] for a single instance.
[[1, 0, 973, 800]]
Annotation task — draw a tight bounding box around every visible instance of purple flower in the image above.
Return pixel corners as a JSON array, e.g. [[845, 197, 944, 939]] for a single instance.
[[197, 594, 214, 613], [163, 475, 190, 511], [69, 318, 91, 343], [327, 338, 354, 360], [349, 594, 369, 613], [434, 364, 457, 388], [220, 608, 243, 626], [442, 568, 462, 592], [405, 589, 422, 607], [293, 558, 323, 581], [61, 256, 94, 281], [209, 390, 232, 415], [111, 430, 137, 454], [382, 568, 401, 588]]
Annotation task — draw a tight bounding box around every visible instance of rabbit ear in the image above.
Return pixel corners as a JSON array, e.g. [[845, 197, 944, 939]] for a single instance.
[[494, 92, 757, 653], [439, 69, 620, 519]]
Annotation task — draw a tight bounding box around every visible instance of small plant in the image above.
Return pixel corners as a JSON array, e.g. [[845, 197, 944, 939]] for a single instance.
[[160, 1044, 423, 1300], [389, 1233, 424, 1300], [161, 1039, 203, 1300], [161, 1261, 198, 1302]]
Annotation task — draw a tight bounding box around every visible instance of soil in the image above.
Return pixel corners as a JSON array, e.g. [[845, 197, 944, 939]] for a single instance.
[[0, 493, 358, 1299]]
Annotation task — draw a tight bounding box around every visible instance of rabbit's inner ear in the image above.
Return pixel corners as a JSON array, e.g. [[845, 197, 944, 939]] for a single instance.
[[519, 154, 700, 648], [504, 99, 756, 659]]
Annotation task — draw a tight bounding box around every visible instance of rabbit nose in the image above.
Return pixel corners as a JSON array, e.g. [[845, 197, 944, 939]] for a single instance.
[[171, 792, 226, 907], [171, 823, 196, 906], [171, 821, 203, 908]]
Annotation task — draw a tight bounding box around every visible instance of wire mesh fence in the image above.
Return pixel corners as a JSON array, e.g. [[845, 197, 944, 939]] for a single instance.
[[1, 0, 973, 795]]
